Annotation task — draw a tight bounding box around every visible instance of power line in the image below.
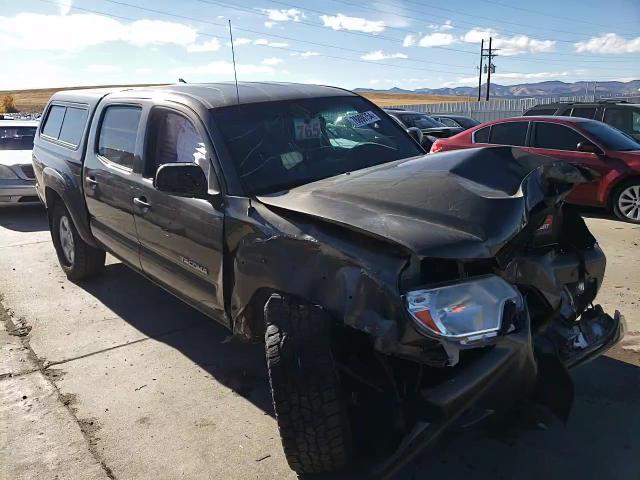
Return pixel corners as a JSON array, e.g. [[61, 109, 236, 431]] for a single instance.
[[32, 0, 475, 76], [477, 0, 637, 32], [331, 0, 638, 60], [197, 0, 627, 68], [96, 0, 474, 70], [391, 0, 638, 43]]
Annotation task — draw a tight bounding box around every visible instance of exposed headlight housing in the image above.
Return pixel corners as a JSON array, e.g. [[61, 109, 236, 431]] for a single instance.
[[0, 165, 19, 180], [405, 275, 523, 345]]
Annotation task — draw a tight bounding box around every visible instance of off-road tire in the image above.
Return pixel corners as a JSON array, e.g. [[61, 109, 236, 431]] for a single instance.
[[612, 179, 640, 224], [264, 295, 352, 475], [51, 203, 106, 281]]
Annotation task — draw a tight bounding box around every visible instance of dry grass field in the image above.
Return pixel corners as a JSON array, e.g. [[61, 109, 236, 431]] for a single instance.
[[358, 90, 472, 106], [0, 84, 166, 113], [2, 85, 467, 113]]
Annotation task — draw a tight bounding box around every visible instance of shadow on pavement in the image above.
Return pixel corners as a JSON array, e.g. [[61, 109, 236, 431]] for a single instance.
[[79, 263, 274, 416], [0, 204, 48, 232], [76, 261, 640, 480]]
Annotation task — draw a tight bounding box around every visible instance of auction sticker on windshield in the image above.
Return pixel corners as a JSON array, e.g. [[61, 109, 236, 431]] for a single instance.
[[294, 118, 322, 140], [346, 111, 381, 128]]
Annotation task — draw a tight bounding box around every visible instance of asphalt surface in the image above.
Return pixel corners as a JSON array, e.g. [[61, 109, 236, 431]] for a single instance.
[[1, 204, 639, 480]]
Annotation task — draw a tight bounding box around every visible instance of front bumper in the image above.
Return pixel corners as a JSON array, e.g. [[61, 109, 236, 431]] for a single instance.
[[0, 179, 39, 204], [375, 305, 624, 479]]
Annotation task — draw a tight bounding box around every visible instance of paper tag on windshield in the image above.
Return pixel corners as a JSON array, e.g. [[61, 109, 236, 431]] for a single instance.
[[294, 118, 322, 140], [345, 111, 381, 128]]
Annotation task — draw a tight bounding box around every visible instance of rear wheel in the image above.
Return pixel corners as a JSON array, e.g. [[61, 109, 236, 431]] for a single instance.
[[51, 203, 106, 281], [612, 180, 640, 223], [264, 294, 353, 475]]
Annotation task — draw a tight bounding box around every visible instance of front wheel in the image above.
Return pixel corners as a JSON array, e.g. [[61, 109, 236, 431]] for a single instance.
[[51, 203, 106, 281], [612, 180, 640, 223], [264, 295, 353, 475]]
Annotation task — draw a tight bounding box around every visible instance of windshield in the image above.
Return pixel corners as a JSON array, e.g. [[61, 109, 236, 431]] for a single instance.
[[0, 126, 37, 150], [398, 113, 445, 129], [211, 96, 423, 195], [581, 121, 640, 151]]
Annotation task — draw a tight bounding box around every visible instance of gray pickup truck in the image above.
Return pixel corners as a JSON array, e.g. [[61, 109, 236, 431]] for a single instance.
[[32, 82, 624, 476]]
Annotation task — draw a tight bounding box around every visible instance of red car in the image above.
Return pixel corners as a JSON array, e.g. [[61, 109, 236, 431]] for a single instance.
[[430, 116, 640, 223]]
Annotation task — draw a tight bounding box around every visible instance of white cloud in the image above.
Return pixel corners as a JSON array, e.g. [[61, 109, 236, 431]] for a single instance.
[[259, 8, 304, 22], [404, 27, 556, 56], [87, 64, 121, 73], [403, 35, 416, 47], [172, 61, 275, 77], [59, 0, 72, 16], [462, 28, 555, 55], [290, 51, 320, 57], [574, 33, 640, 54], [264, 21, 275, 28], [226, 37, 252, 47], [361, 50, 408, 60], [417, 32, 457, 47], [428, 20, 453, 31], [320, 14, 385, 33], [187, 38, 221, 53], [261, 57, 284, 65], [253, 38, 288, 48], [0, 13, 199, 52], [135, 67, 154, 73]]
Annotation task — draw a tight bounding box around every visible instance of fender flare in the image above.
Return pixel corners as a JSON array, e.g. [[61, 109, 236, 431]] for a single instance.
[[42, 166, 99, 248]]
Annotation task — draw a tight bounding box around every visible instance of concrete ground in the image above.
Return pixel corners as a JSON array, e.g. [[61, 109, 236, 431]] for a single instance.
[[1, 204, 639, 480]]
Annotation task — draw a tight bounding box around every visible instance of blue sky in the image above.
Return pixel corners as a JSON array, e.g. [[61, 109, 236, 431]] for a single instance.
[[1, 0, 638, 90]]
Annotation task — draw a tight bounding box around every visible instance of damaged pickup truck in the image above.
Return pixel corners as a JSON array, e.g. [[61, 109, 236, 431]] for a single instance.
[[32, 82, 625, 477]]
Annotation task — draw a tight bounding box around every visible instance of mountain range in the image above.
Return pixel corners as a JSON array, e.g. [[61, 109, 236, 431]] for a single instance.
[[356, 80, 640, 98]]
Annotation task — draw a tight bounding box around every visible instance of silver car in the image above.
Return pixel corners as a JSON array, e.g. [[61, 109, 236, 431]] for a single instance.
[[0, 120, 39, 204]]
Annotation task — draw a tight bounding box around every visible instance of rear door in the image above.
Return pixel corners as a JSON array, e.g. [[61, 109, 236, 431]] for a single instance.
[[83, 103, 143, 268], [529, 121, 609, 206], [131, 104, 226, 323]]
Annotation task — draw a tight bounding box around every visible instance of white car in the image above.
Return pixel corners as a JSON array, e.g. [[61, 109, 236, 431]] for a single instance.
[[0, 120, 40, 204]]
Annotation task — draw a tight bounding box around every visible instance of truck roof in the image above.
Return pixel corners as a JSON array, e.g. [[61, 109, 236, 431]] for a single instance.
[[49, 82, 358, 110]]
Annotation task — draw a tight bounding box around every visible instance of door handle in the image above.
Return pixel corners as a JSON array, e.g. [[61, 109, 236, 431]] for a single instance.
[[86, 176, 98, 187], [133, 196, 151, 210]]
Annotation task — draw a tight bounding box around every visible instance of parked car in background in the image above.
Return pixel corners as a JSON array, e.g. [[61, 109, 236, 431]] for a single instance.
[[0, 120, 39, 204], [523, 100, 640, 141], [431, 114, 480, 130], [32, 83, 624, 475], [431, 116, 640, 223], [384, 108, 464, 138]]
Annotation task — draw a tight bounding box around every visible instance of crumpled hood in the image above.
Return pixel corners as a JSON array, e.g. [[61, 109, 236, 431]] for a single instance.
[[0, 149, 32, 167], [257, 147, 592, 259]]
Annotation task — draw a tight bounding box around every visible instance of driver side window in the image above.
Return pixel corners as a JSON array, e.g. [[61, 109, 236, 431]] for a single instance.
[[144, 109, 208, 178]]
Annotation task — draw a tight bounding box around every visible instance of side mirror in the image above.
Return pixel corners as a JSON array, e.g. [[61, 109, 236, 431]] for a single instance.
[[407, 127, 424, 146], [577, 141, 603, 155], [154, 163, 208, 198]]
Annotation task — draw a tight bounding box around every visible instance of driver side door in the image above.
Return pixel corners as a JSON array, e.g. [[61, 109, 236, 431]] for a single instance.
[[131, 105, 227, 324]]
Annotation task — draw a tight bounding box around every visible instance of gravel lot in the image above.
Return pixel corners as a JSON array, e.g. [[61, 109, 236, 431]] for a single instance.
[[1, 204, 639, 480]]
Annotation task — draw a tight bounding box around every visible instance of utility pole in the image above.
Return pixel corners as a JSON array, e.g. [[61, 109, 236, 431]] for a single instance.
[[477, 39, 484, 102], [478, 38, 498, 101], [486, 37, 494, 101]]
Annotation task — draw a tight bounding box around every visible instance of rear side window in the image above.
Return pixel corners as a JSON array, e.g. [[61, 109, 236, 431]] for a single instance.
[[41, 105, 65, 139], [473, 126, 490, 143], [58, 107, 89, 147], [489, 122, 528, 146], [438, 117, 462, 128], [603, 108, 633, 135], [571, 107, 596, 119], [532, 122, 587, 151], [97, 106, 141, 169]]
